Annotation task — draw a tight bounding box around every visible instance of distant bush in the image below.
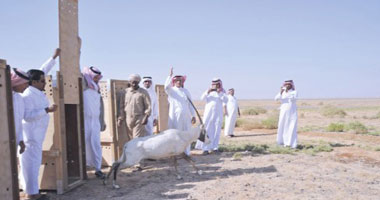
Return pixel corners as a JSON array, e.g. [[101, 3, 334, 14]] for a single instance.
[[326, 123, 345, 132], [318, 101, 324, 106], [375, 112, 380, 119], [242, 107, 267, 115], [261, 115, 278, 129], [321, 106, 347, 118], [345, 122, 368, 134], [235, 119, 263, 130]]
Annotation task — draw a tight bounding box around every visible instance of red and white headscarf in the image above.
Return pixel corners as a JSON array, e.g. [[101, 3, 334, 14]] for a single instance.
[[283, 80, 295, 90], [211, 78, 225, 93], [11, 68, 29, 87], [82, 66, 103, 91], [171, 75, 186, 87]]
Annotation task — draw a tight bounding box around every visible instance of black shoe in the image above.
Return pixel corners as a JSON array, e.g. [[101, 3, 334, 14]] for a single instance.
[[202, 151, 209, 155], [213, 149, 221, 154], [95, 170, 105, 179]]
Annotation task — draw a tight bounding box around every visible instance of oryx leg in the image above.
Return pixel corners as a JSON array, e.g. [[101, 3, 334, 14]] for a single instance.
[[181, 153, 203, 175], [172, 156, 182, 180]]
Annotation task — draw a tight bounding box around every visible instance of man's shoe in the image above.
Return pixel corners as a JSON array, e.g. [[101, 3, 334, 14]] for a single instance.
[[202, 151, 209, 155], [95, 170, 105, 179]]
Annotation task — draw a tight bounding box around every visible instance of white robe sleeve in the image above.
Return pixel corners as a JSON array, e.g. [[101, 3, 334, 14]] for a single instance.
[[39, 57, 56, 74], [185, 89, 196, 117], [200, 90, 208, 101], [275, 92, 282, 101], [164, 75, 173, 95], [23, 97, 47, 122], [152, 95, 159, 119]]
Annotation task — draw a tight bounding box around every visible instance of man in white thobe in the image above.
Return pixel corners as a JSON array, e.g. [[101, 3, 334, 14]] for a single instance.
[[11, 68, 29, 154], [275, 80, 298, 148], [195, 78, 227, 155], [20, 49, 60, 198], [165, 68, 196, 156], [224, 88, 240, 137], [82, 66, 106, 178], [142, 76, 158, 136]]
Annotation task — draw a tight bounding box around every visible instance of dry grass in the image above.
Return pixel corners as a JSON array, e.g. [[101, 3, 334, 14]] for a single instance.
[[321, 105, 347, 118], [242, 107, 267, 115]]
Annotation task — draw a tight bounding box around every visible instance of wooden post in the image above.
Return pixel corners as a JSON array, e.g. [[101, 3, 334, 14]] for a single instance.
[[35, 0, 86, 193], [0, 60, 19, 200], [155, 85, 169, 133]]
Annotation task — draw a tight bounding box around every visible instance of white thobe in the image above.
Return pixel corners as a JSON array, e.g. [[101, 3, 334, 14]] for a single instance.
[[20, 57, 56, 195], [143, 85, 158, 136], [224, 95, 239, 136], [275, 89, 298, 148], [165, 76, 196, 155], [195, 90, 227, 151], [83, 88, 102, 171], [13, 92, 25, 147]]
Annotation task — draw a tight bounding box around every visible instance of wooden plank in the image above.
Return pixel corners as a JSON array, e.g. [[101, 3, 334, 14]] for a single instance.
[[59, 0, 81, 104], [78, 77, 87, 181], [55, 73, 69, 194], [0, 60, 19, 200], [100, 80, 130, 166], [112, 80, 130, 160], [155, 85, 169, 132]]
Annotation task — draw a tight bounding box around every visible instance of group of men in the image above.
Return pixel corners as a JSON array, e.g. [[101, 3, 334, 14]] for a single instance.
[[9, 53, 246, 199], [113, 67, 242, 157]]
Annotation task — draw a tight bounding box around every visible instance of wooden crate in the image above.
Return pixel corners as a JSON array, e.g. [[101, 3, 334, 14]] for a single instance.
[[0, 60, 19, 200], [38, 73, 86, 194], [100, 80, 131, 166]]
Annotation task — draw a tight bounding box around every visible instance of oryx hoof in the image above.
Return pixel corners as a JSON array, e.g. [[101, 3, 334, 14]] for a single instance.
[[197, 170, 203, 175], [176, 175, 182, 180], [113, 184, 120, 189]]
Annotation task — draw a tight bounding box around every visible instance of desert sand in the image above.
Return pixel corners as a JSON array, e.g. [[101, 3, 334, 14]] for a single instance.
[[45, 99, 380, 200]]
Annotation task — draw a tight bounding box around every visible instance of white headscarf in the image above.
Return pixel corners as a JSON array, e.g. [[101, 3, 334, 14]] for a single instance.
[[142, 76, 157, 99]]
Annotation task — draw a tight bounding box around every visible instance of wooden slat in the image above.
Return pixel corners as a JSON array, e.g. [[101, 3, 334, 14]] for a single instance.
[[0, 60, 19, 200], [59, 0, 81, 104], [155, 85, 169, 132]]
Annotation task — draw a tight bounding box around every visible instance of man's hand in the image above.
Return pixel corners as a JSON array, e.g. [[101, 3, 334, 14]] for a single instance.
[[142, 115, 149, 125], [19, 141, 26, 154], [170, 67, 173, 77], [53, 48, 61, 59], [153, 119, 158, 126], [280, 87, 285, 94], [45, 104, 58, 113], [191, 117, 196, 124]]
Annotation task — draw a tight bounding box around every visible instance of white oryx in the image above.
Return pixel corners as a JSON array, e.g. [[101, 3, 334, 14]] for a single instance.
[[105, 98, 209, 189]]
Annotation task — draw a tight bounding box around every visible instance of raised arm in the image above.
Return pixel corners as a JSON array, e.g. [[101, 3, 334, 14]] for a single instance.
[[40, 48, 60, 74]]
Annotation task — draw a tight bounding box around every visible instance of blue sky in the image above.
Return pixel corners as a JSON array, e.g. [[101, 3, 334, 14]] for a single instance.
[[1, 0, 379, 99]]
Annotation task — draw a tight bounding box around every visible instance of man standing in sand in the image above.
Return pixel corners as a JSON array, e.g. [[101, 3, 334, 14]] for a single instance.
[[275, 80, 298, 148], [119, 74, 151, 138], [224, 88, 240, 137], [141, 76, 158, 136], [165, 67, 196, 156], [20, 49, 60, 199], [195, 78, 227, 155]]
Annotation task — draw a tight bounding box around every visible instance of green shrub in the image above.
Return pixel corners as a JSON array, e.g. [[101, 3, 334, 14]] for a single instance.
[[242, 107, 267, 116], [219, 144, 269, 153], [345, 122, 368, 134], [261, 115, 278, 129], [326, 123, 345, 132], [321, 106, 347, 118]]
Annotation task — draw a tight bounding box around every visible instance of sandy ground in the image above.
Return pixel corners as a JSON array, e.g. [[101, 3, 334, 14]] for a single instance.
[[45, 129, 380, 200]]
